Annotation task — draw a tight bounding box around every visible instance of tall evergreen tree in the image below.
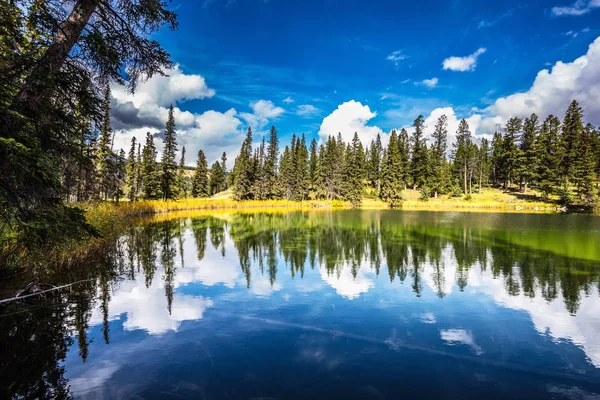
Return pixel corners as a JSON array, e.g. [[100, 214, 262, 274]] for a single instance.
[[161, 104, 178, 200], [534, 115, 561, 199], [560, 100, 584, 186], [176, 146, 187, 198], [253, 138, 268, 200], [264, 126, 281, 199], [293, 134, 309, 201], [573, 122, 597, 204], [410, 115, 429, 189], [430, 115, 448, 198], [380, 129, 404, 207], [398, 128, 411, 187], [209, 161, 226, 195], [490, 131, 504, 186], [309, 138, 319, 194], [453, 119, 473, 194], [502, 117, 522, 188], [234, 127, 255, 200], [191, 149, 209, 198], [96, 87, 115, 200], [518, 113, 539, 193], [344, 132, 365, 206], [141, 132, 161, 199], [367, 134, 383, 192], [125, 137, 138, 201]]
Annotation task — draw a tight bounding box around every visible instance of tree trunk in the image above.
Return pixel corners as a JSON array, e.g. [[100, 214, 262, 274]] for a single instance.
[[463, 163, 467, 194], [11, 0, 100, 118]]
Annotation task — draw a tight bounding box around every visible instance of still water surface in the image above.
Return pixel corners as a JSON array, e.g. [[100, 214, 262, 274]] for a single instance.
[[2, 210, 600, 399]]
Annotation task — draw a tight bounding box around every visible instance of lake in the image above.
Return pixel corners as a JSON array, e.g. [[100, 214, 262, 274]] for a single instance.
[[2, 210, 600, 399]]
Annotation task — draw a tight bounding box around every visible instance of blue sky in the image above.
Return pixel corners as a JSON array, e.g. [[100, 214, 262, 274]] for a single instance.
[[110, 0, 600, 164]]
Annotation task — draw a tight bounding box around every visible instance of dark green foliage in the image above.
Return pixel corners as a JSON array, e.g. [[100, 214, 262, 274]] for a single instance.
[[192, 150, 209, 198], [534, 115, 561, 199], [0, 0, 178, 265], [176, 146, 188, 198], [161, 105, 178, 200], [429, 115, 448, 197], [380, 129, 405, 207], [367, 134, 383, 193], [209, 160, 227, 195], [560, 100, 584, 184], [502, 117, 522, 188], [265, 126, 281, 199], [452, 119, 473, 194], [125, 137, 138, 201], [141, 132, 161, 199], [344, 132, 365, 207], [410, 115, 429, 189], [309, 138, 319, 193], [518, 113, 539, 193], [233, 128, 255, 200]]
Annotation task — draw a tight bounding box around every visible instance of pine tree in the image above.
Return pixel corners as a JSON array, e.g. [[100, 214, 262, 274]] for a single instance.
[[490, 131, 504, 186], [293, 134, 309, 201], [176, 146, 187, 198], [309, 138, 319, 194], [452, 119, 473, 194], [380, 129, 404, 207], [115, 149, 126, 203], [344, 132, 365, 206], [502, 117, 522, 188], [253, 137, 268, 200], [573, 123, 597, 204], [264, 126, 281, 199], [518, 113, 539, 193], [141, 132, 161, 199], [560, 100, 584, 186], [96, 87, 115, 200], [209, 161, 226, 195], [534, 115, 561, 199], [280, 144, 294, 199], [478, 138, 491, 193], [125, 137, 138, 201], [398, 128, 411, 187], [161, 104, 178, 200], [368, 134, 383, 193], [191, 149, 209, 198], [410, 115, 429, 189], [430, 115, 448, 198], [234, 127, 255, 200]]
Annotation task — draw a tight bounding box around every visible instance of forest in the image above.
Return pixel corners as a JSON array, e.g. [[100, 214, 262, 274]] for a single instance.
[[1, 1, 600, 267]]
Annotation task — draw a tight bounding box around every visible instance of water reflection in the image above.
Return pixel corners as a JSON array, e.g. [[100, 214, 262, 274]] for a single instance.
[[1, 210, 600, 399]]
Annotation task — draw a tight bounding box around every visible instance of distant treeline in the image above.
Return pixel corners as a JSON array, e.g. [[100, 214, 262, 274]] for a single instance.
[[91, 99, 600, 208]]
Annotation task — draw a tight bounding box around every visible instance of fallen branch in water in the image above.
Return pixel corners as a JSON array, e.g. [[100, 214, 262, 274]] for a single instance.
[[0, 279, 96, 305]]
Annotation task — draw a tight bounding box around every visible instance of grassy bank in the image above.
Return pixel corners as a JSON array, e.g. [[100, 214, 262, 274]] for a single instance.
[[0, 187, 572, 274]]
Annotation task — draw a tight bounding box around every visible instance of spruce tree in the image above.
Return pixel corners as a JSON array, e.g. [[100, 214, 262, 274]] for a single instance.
[[176, 146, 187, 198], [490, 131, 504, 186], [452, 119, 473, 194], [518, 113, 539, 193], [141, 132, 161, 199], [309, 138, 319, 194], [344, 132, 365, 206], [410, 115, 429, 189], [209, 161, 226, 195], [573, 123, 597, 204], [502, 117, 522, 188], [560, 100, 584, 186], [125, 137, 138, 201], [234, 127, 255, 200], [534, 115, 561, 199], [430, 115, 448, 198], [293, 134, 309, 201], [115, 149, 126, 203], [191, 149, 209, 198], [96, 87, 114, 200], [161, 104, 178, 200], [280, 144, 294, 200], [380, 129, 404, 207], [253, 138, 267, 200], [368, 134, 383, 193], [398, 128, 411, 187], [264, 126, 281, 199]]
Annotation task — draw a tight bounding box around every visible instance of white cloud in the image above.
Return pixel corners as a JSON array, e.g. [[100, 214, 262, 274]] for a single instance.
[[440, 329, 483, 355], [283, 96, 294, 104], [112, 65, 215, 108], [565, 27, 591, 38], [552, 0, 600, 16], [319, 263, 374, 300], [387, 50, 408, 66], [415, 77, 439, 89], [442, 48, 487, 72], [240, 99, 285, 130], [297, 104, 319, 117], [318, 100, 385, 145]]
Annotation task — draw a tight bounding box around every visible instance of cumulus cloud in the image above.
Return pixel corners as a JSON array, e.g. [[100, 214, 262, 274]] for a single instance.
[[318, 100, 385, 145], [387, 50, 408, 66], [240, 99, 285, 130], [415, 77, 439, 89], [283, 96, 294, 104], [551, 0, 600, 16], [297, 104, 319, 117], [442, 48, 486, 72]]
